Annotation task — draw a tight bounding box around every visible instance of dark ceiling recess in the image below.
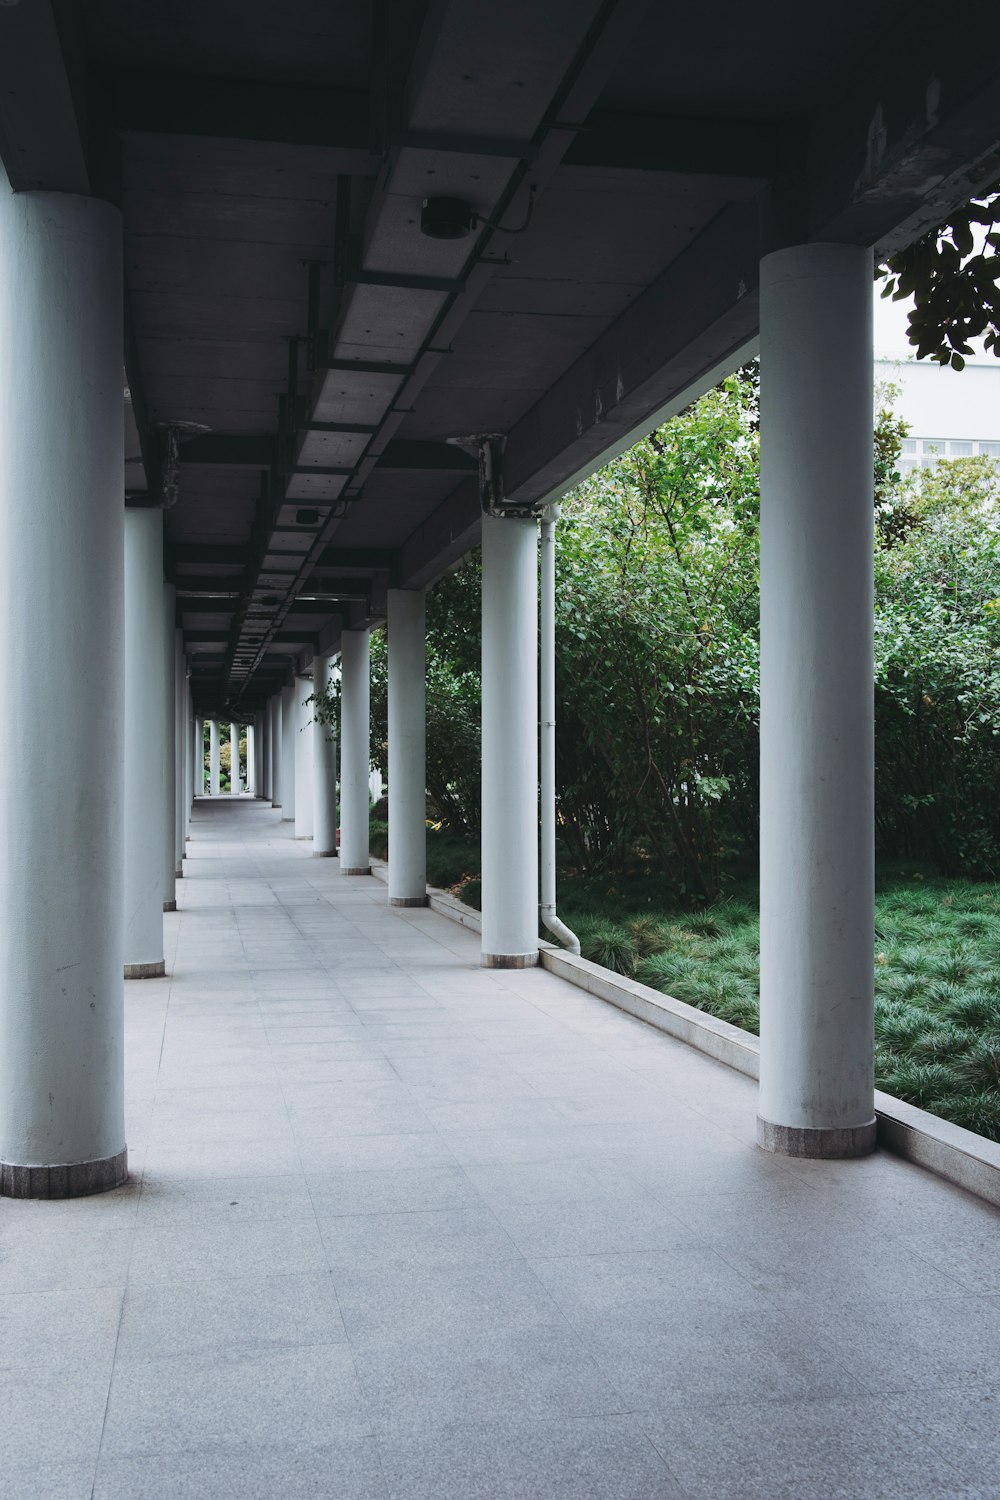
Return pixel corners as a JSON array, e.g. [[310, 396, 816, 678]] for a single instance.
[[2, 0, 999, 714]]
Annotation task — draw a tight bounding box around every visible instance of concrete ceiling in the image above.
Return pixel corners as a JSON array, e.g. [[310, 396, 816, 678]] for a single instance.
[[2, 0, 999, 712]]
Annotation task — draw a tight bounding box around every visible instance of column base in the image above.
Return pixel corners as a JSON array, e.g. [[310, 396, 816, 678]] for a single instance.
[[294, 834, 312, 841], [341, 866, 371, 876], [271, 802, 282, 810], [313, 849, 337, 858], [390, 895, 429, 908], [125, 960, 166, 980], [163, 899, 177, 912], [175, 864, 183, 878], [1, 1147, 128, 1199], [482, 951, 540, 970], [756, 1115, 877, 1159]]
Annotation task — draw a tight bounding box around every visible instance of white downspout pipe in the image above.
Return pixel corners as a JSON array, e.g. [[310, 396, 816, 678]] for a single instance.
[[539, 503, 580, 955]]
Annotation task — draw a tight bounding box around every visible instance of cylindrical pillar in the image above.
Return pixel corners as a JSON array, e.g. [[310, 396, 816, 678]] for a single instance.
[[481, 513, 539, 967], [162, 585, 177, 912], [312, 655, 338, 856], [0, 183, 127, 1197], [270, 695, 283, 809], [229, 722, 239, 794], [174, 633, 186, 875], [209, 719, 221, 797], [124, 508, 167, 978], [248, 715, 260, 796], [195, 716, 204, 798], [280, 683, 295, 821], [757, 242, 876, 1159], [339, 630, 371, 875], [294, 675, 314, 839], [388, 589, 428, 906]]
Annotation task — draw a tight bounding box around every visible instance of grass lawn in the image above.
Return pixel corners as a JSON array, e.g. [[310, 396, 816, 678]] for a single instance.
[[370, 823, 1000, 1142], [560, 868, 1000, 1144]]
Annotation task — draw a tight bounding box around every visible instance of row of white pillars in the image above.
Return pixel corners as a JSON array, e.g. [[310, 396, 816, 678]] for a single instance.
[[0, 179, 876, 1198]]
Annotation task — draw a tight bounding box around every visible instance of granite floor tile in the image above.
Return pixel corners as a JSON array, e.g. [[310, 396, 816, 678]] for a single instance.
[[100, 1342, 370, 1456], [93, 1440, 390, 1499], [375, 1415, 684, 1499], [643, 1394, 971, 1500], [116, 1272, 345, 1359]]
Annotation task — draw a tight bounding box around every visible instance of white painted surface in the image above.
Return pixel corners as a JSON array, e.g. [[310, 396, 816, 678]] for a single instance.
[[388, 588, 427, 903], [162, 586, 176, 907], [280, 684, 295, 821], [294, 676, 314, 838], [174, 632, 186, 868], [209, 719, 220, 797], [539, 507, 580, 954], [0, 184, 126, 1174], [758, 243, 875, 1144], [312, 655, 338, 856], [339, 630, 371, 873], [124, 507, 167, 970], [480, 514, 539, 964], [270, 694, 282, 809]]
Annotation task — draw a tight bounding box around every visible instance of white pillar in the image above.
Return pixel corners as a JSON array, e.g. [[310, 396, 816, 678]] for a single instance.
[[227, 721, 237, 794], [0, 184, 127, 1197], [339, 630, 371, 875], [175, 633, 186, 874], [195, 716, 204, 798], [388, 589, 427, 906], [162, 585, 177, 913], [270, 695, 283, 809], [209, 719, 221, 797], [124, 508, 167, 978], [280, 683, 295, 821], [294, 675, 314, 839], [248, 714, 260, 796], [313, 654, 338, 857], [757, 242, 876, 1159], [481, 513, 539, 967]]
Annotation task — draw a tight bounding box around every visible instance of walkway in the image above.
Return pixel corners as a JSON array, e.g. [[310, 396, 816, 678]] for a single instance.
[[5, 799, 1000, 1499]]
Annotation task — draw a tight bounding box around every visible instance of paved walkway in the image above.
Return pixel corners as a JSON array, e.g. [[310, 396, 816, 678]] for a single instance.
[[5, 798, 1000, 1499]]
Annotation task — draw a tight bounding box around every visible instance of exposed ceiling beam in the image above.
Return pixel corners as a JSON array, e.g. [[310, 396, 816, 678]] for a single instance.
[[0, 0, 88, 192], [807, 5, 1000, 251], [565, 108, 781, 180], [503, 198, 761, 508], [177, 435, 476, 473], [105, 68, 373, 167]]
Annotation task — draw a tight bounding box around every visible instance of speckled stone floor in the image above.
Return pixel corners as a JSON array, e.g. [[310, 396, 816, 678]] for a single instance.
[[4, 797, 1000, 1499]]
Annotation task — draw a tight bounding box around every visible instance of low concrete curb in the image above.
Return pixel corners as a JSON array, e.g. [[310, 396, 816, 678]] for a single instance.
[[372, 859, 1000, 1210]]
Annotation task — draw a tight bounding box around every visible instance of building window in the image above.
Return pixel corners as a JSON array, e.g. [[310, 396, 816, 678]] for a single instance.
[[949, 440, 973, 456]]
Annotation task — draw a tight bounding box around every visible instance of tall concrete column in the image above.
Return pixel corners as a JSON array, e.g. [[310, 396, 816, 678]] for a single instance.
[[388, 588, 427, 906], [162, 585, 177, 913], [0, 183, 127, 1197], [481, 513, 539, 967], [229, 722, 240, 794], [195, 717, 204, 798], [124, 508, 167, 978], [294, 675, 314, 839], [312, 654, 338, 857], [339, 630, 371, 875], [270, 695, 283, 809], [757, 242, 876, 1159], [280, 683, 295, 822], [209, 719, 221, 797], [248, 714, 260, 796], [174, 633, 186, 874]]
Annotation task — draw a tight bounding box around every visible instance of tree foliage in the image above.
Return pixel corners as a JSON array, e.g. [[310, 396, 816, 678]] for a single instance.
[[878, 186, 1000, 369], [553, 371, 761, 899]]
